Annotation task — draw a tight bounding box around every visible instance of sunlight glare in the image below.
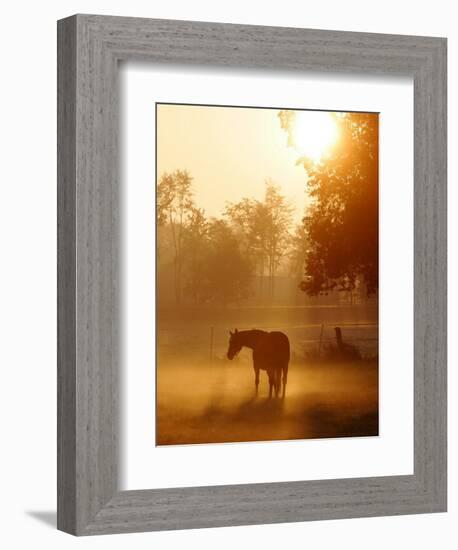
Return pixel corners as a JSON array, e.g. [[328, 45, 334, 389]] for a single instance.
[[293, 111, 338, 162]]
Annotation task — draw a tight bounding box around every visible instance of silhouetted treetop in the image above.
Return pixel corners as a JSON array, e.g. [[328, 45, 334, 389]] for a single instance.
[[278, 111, 379, 296], [157, 170, 195, 304], [224, 180, 294, 299]]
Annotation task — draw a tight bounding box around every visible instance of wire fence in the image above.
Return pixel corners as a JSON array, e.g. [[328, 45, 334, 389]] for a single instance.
[[158, 321, 378, 361]]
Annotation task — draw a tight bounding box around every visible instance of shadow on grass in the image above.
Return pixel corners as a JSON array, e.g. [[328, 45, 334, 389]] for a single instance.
[[158, 394, 377, 446], [156, 360, 379, 446]]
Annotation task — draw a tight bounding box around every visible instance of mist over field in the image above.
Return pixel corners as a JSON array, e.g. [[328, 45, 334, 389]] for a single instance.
[[156, 304, 378, 445]]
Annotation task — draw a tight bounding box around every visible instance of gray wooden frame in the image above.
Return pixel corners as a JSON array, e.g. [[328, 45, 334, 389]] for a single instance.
[[57, 14, 447, 536]]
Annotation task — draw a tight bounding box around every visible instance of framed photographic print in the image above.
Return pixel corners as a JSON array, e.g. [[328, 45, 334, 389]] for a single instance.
[[57, 14, 447, 535], [154, 103, 380, 447]]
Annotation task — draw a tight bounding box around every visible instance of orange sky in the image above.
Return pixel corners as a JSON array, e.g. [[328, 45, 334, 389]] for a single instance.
[[156, 103, 310, 223]]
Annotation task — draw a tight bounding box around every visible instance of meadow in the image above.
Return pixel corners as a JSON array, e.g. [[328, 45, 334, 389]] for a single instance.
[[156, 304, 378, 445]]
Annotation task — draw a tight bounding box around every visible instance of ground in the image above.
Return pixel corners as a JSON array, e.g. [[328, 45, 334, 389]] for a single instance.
[[157, 356, 378, 445], [156, 304, 378, 445]]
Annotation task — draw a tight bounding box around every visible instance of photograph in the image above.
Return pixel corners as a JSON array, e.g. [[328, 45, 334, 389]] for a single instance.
[[156, 103, 379, 445]]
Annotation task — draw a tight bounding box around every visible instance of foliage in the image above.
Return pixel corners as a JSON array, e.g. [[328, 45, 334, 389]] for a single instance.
[[288, 221, 309, 280], [192, 219, 253, 305], [157, 170, 253, 306], [157, 170, 194, 304], [182, 206, 209, 302], [279, 111, 379, 295], [224, 180, 294, 298]]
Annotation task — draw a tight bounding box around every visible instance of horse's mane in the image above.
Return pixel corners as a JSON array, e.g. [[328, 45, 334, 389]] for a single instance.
[[233, 329, 268, 349], [246, 329, 268, 336]]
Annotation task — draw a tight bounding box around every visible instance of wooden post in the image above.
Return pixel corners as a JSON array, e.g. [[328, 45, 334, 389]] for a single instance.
[[318, 324, 324, 356], [335, 327, 343, 350]]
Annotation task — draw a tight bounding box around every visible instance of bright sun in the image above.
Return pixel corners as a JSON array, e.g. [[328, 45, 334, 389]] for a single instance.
[[293, 111, 338, 162]]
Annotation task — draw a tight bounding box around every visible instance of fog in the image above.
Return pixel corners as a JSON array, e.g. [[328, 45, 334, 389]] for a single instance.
[[156, 305, 378, 446], [155, 106, 379, 446], [157, 356, 378, 446]]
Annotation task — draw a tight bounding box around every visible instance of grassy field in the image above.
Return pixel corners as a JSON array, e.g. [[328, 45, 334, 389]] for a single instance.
[[156, 304, 378, 446], [157, 355, 378, 445]]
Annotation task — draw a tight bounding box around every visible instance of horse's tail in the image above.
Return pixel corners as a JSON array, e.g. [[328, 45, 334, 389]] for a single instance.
[[275, 368, 282, 395], [282, 358, 288, 382]]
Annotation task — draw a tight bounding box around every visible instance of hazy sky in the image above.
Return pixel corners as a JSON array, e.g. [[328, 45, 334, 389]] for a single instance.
[[156, 104, 310, 223]]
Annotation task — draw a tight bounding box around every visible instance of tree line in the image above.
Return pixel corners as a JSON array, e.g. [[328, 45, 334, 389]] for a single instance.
[[158, 111, 379, 306], [157, 174, 299, 306]]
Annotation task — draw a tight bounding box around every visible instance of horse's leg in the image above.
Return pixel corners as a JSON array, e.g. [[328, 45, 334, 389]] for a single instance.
[[268, 371, 273, 399], [282, 365, 288, 399], [253, 366, 260, 396], [274, 369, 280, 398]]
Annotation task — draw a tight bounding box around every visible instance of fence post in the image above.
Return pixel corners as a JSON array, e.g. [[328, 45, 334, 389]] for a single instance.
[[210, 326, 214, 362], [318, 324, 324, 356]]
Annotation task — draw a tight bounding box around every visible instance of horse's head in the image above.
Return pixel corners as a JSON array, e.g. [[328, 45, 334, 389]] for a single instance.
[[227, 329, 242, 360]]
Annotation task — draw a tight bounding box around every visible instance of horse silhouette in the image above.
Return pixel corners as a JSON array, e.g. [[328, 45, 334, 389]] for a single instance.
[[226, 329, 290, 398]]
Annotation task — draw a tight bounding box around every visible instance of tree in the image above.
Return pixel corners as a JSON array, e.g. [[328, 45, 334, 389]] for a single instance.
[[224, 197, 266, 295], [278, 111, 379, 296], [183, 207, 209, 303], [288, 219, 309, 281], [184, 219, 253, 305], [224, 181, 293, 299], [262, 180, 294, 297], [157, 170, 194, 304]]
